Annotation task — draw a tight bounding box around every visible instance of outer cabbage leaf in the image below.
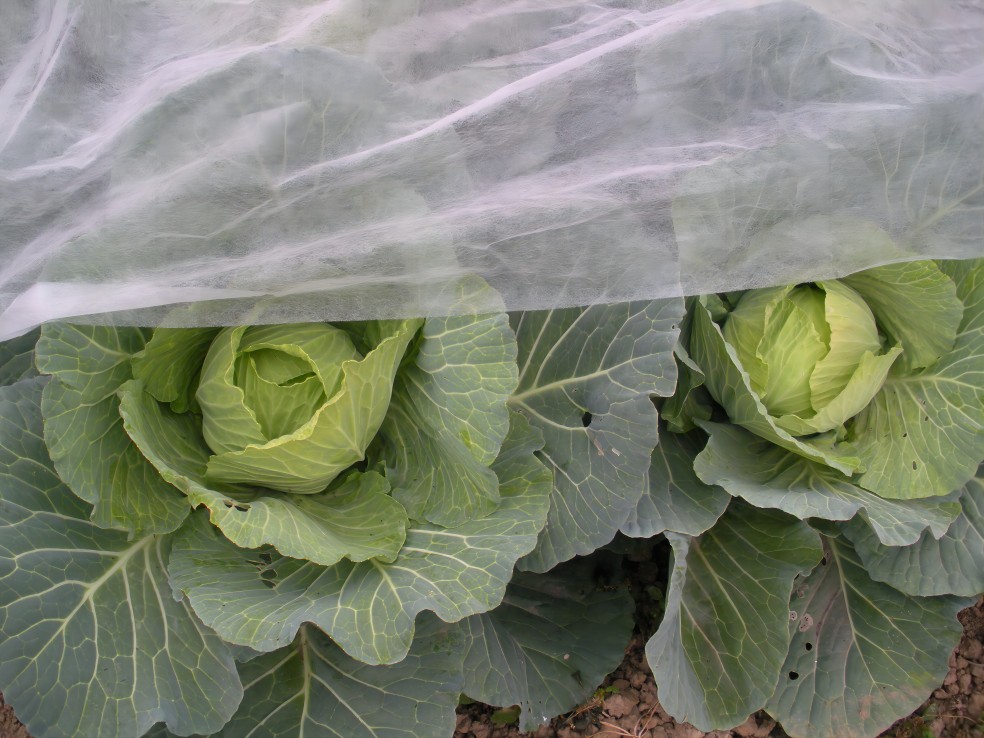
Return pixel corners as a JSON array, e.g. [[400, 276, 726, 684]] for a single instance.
[[766, 533, 968, 738], [508, 299, 682, 572], [119, 380, 408, 566], [209, 616, 462, 738], [695, 423, 960, 545], [660, 345, 713, 434], [621, 427, 729, 538], [456, 557, 634, 732], [844, 467, 984, 597], [848, 258, 984, 498], [167, 410, 551, 665], [646, 503, 822, 732], [35, 324, 189, 536], [377, 276, 518, 526], [0, 328, 39, 385], [0, 377, 241, 738], [689, 299, 861, 475], [842, 260, 962, 372], [130, 327, 220, 412]]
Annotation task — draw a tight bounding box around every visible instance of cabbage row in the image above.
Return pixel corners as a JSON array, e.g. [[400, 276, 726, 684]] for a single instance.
[[0, 261, 982, 738]]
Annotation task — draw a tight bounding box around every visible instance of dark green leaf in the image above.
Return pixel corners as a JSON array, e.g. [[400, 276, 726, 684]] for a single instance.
[[646, 503, 822, 731], [509, 299, 683, 572], [457, 559, 634, 731], [0, 328, 39, 385], [216, 616, 462, 738], [36, 324, 189, 536], [766, 534, 968, 738], [0, 378, 240, 738]]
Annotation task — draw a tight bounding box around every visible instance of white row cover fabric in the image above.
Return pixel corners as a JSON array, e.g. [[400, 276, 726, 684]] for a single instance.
[[1, 0, 982, 339]]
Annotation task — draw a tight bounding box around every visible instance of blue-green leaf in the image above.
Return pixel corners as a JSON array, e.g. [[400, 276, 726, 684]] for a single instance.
[[695, 423, 960, 545], [509, 299, 682, 572], [621, 427, 729, 538], [214, 616, 462, 738], [766, 534, 968, 738], [646, 503, 822, 731], [457, 559, 634, 732], [844, 466, 984, 597], [35, 324, 189, 536], [168, 411, 551, 665], [0, 377, 241, 738], [378, 276, 518, 526]]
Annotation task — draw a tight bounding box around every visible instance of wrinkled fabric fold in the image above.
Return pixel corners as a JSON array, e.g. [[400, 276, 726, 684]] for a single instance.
[[1, 0, 982, 339]]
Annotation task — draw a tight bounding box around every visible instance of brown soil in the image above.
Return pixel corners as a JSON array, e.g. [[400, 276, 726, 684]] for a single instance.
[[0, 695, 29, 738]]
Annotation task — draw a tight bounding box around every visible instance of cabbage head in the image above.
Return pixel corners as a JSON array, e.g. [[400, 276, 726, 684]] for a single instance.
[[688, 259, 984, 500], [722, 281, 901, 435], [196, 323, 392, 494]]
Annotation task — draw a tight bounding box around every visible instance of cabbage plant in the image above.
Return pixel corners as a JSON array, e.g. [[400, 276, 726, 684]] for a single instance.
[[0, 277, 682, 738], [1, 264, 983, 738], [636, 258, 984, 737]]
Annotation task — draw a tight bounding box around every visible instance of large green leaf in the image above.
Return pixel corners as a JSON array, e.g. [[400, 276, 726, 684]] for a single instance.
[[765, 534, 968, 738], [621, 428, 729, 538], [397, 277, 516, 467], [660, 346, 713, 434], [842, 260, 962, 372], [849, 258, 984, 498], [646, 503, 821, 731], [168, 410, 551, 665], [35, 324, 189, 536], [378, 278, 517, 526], [457, 558, 634, 732], [377, 397, 502, 527], [844, 467, 984, 597], [0, 328, 39, 385], [689, 299, 861, 475], [205, 319, 421, 494], [130, 327, 220, 412], [508, 299, 683, 572], [695, 423, 960, 545], [0, 377, 241, 738], [211, 616, 462, 738], [119, 380, 409, 566]]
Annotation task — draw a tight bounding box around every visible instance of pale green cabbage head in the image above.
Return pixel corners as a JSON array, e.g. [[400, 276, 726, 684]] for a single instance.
[[196, 322, 406, 494], [722, 280, 902, 435]]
